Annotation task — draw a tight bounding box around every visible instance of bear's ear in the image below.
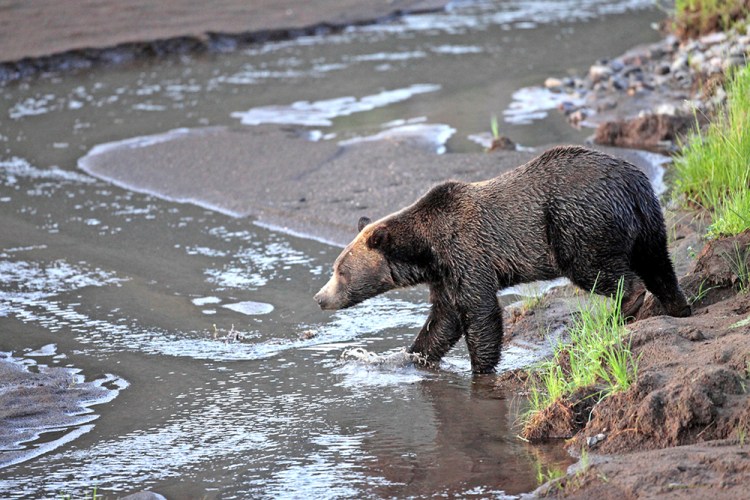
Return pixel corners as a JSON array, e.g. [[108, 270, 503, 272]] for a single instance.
[[357, 216, 371, 233], [366, 225, 390, 251]]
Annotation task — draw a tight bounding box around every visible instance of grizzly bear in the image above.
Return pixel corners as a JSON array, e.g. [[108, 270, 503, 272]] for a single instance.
[[314, 146, 690, 374]]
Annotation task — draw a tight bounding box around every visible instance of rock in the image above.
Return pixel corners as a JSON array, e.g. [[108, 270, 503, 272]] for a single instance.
[[299, 329, 317, 340], [595, 98, 617, 112], [700, 32, 728, 46], [689, 52, 706, 69], [593, 113, 694, 153], [567, 108, 589, 126], [708, 56, 724, 72], [487, 135, 516, 152], [684, 40, 704, 53], [670, 54, 688, 73], [609, 59, 625, 72], [572, 77, 587, 89], [610, 76, 628, 91], [649, 46, 666, 59], [558, 101, 579, 114], [656, 62, 671, 75], [678, 326, 705, 342], [544, 77, 564, 90], [654, 103, 677, 116], [122, 492, 167, 500], [588, 64, 613, 83], [621, 46, 651, 66], [673, 70, 691, 85], [586, 432, 607, 447], [724, 55, 746, 70]]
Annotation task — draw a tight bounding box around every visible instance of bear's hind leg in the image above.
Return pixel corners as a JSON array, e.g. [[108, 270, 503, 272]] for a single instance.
[[463, 296, 504, 374], [567, 264, 644, 317], [631, 235, 691, 317]]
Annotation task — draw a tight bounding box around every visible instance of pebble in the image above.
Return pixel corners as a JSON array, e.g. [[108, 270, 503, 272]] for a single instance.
[[121, 492, 167, 500], [670, 54, 688, 73], [588, 64, 613, 83], [586, 432, 607, 447], [544, 77, 564, 90], [700, 31, 728, 46]]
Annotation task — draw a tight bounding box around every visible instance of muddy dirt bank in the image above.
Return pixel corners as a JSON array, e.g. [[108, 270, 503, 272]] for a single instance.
[[478, 16, 750, 498], [0, 0, 447, 84], [501, 213, 750, 499]]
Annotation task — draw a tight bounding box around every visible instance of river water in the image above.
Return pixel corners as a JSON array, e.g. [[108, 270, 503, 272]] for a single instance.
[[0, 1, 663, 498]]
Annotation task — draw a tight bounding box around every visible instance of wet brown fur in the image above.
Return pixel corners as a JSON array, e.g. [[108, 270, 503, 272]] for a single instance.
[[315, 146, 691, 373]]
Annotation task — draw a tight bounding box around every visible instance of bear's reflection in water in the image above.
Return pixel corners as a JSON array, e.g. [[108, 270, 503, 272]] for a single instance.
[[336, 352, 572, 496]]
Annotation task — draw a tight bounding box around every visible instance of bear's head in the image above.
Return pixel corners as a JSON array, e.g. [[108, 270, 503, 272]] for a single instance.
[[314, 216, 397, 310]]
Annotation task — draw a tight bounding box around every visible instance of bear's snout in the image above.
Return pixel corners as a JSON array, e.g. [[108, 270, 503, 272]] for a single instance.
[[313, 289, 327, 309], [314, 286, 337, 310]]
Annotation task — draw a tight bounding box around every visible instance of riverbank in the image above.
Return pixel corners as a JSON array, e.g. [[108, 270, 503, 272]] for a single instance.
[[504, 14, 750, 500], [0, 0, 447, 84]]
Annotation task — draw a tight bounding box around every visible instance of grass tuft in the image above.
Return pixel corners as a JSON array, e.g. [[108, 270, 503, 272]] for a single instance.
[[523, 278, 639, 433], [723, 241, 750, 293], [672, 0, 750, 36], [673, 63, 750, 238]]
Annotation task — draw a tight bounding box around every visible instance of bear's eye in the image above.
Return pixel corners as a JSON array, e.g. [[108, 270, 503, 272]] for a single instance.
[[338, 268, 350, 280]]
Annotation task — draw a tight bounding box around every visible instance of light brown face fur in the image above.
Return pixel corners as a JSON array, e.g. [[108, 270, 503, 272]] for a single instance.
[[314, 224, 395, 310]]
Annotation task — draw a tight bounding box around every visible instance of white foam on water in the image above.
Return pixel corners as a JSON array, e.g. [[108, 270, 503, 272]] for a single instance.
[[201, 226, 314, 290], [0, 258, 123, 318], [0, 352, 128, 469], [429, 44, 483, 55], [503, 86, 584, 125], [334, 348, 427, 387], [0, 157, 96, 187], [363, 0, 655, 35], [339, 123, 456, 154], [8, 95, 58, 119], [230, 84, 441, 127], [350, 50, 427, 62], [191, 296, 222, 307], [262, 432, 394, 499], [81, 127, 196, 159], [632, 149, 670, 196], [25, 344, 57, 357], [222, 301, 275, 316]]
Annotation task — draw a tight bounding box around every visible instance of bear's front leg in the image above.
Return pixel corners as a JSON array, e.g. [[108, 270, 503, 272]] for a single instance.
[[407, 297, 462, 368], [463, 295, 504, 374]]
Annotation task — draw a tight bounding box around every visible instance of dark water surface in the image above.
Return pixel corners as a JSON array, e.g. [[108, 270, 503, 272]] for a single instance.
[[0, 1, 663, 497]]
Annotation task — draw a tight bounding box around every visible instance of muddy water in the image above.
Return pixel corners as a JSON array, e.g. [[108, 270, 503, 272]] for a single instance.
[[0, 1, 664, 497]]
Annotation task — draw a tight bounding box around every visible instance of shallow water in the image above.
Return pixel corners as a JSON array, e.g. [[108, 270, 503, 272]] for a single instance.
[[0, 1, 664, 497]]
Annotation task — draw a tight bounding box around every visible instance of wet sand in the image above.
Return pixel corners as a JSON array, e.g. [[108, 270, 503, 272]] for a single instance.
[[0, 0, 447, 62], [77, 125, 668, 247], [0, 351, 125, 469]]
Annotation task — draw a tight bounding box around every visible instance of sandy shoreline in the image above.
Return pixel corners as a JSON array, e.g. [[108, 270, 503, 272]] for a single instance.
[[0, 0, 447, 83]]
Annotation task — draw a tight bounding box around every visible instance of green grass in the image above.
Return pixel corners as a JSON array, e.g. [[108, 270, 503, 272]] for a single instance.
[[673, 63, 750, 238], [490, 114, 500, 140], [689, 279, 719, 305], [673, 0, 750, 35], [59, 487, 101, 500], [723, 241, 750, 293], [535, 461, 566, 487], [524, 279, 639, 422]]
